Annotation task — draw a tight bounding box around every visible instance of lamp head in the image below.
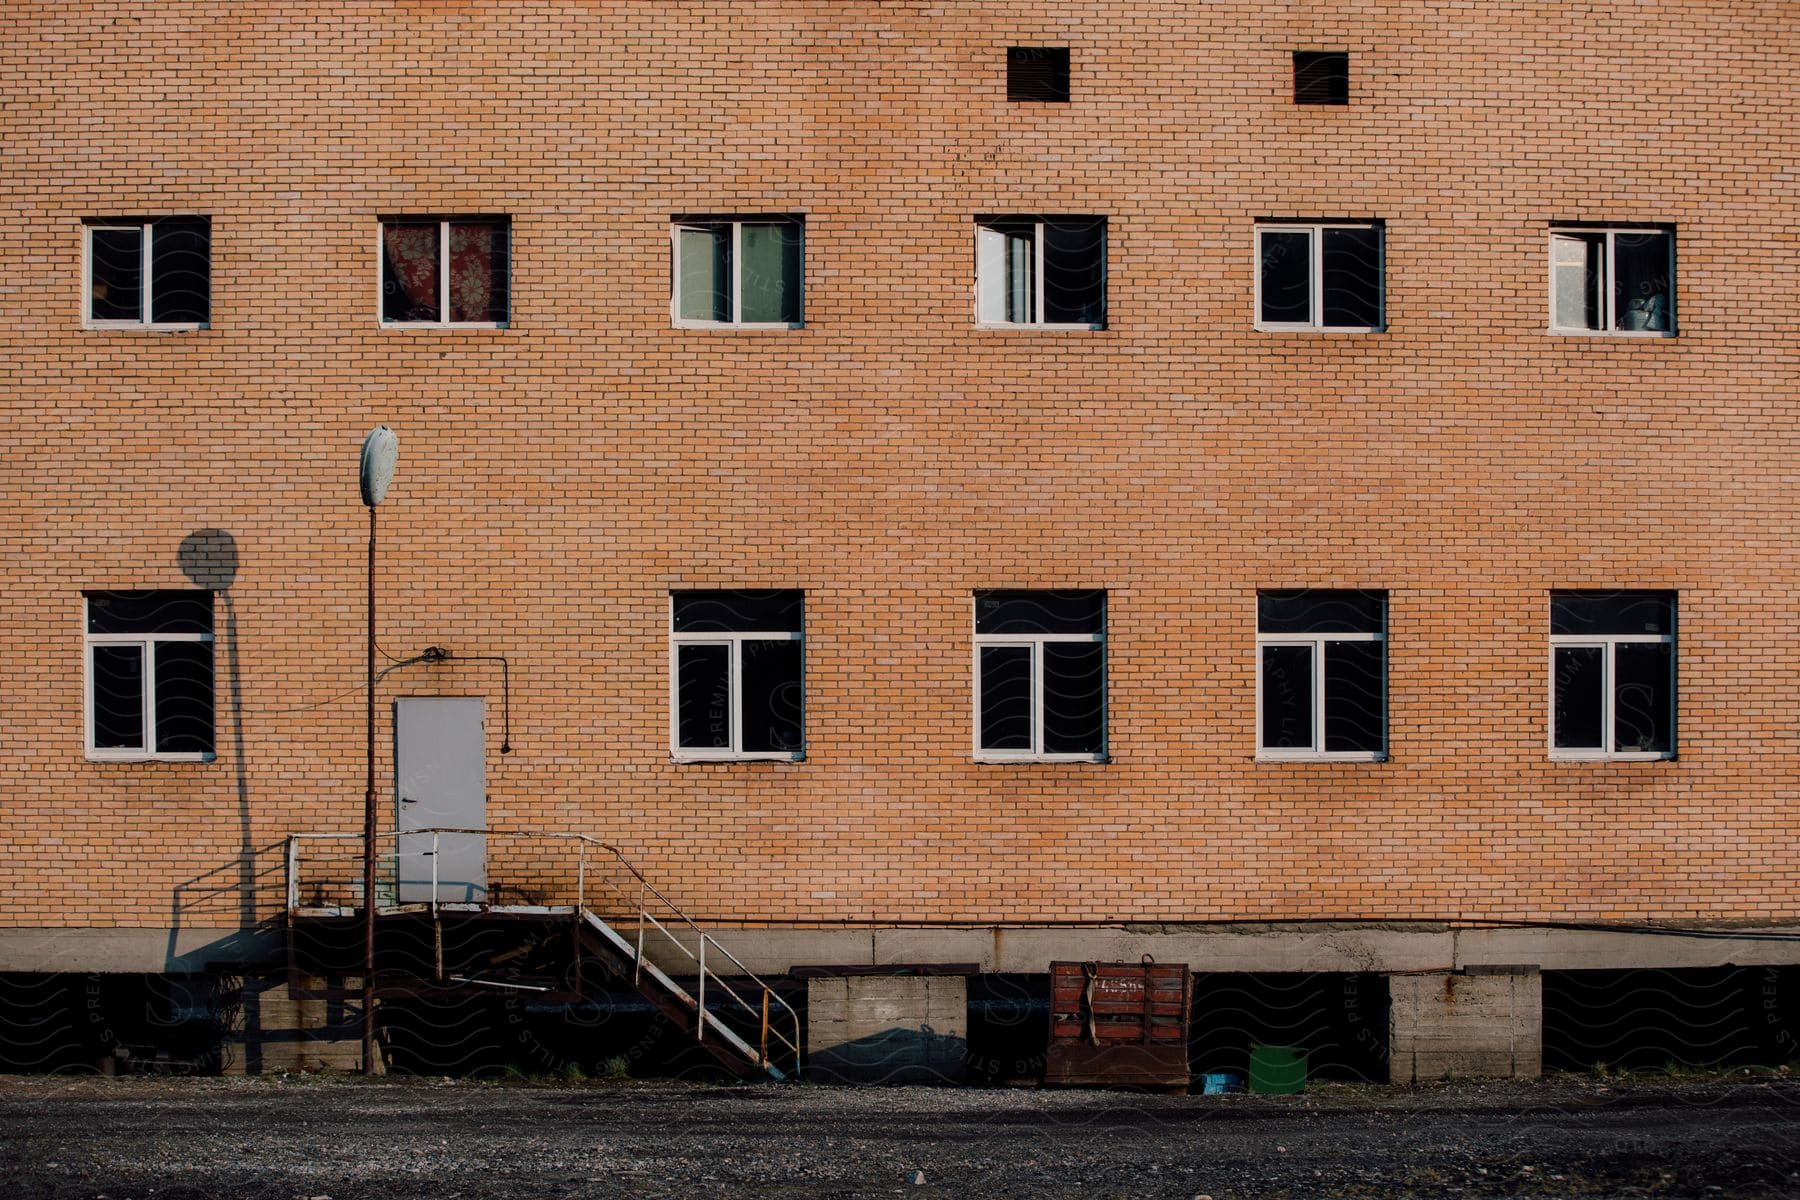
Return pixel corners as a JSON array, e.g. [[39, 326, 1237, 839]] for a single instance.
[[359, 426, 398, 507]]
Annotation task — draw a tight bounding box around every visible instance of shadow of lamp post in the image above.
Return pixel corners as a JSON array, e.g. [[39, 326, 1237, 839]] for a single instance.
[[359, 425, 397, 1075]]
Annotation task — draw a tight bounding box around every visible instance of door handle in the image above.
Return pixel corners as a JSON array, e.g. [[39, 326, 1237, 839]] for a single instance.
[[400, 796, 417, 804]]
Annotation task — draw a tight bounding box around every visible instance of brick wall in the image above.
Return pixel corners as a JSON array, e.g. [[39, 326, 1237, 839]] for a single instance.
[[3, 3, 1798, 931]]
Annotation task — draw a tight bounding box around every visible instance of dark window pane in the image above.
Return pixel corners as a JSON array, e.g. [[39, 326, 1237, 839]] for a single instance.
[[976, 590, 1104, 635], [87, 590, 213, 635], [155, 641, 214, 755], [1614, 642, 1673, 754], [1323, 640, 1384, 753], [1614, 231, 1672, 332], [1321, 227, 1381, 328], [676, 223, 730, 322], [1552, 645, 1605, 750], [1042, 641, 1105, 755], [1552, 232, 1604, 331], [1007, 46, 1070, 101], [1550, 592, 1673, 637], [89, 227, 142, 321], [1259, 230, 1311, 323], [1041, 219, 1106, 326], [1261, 644, 1314, 749], [1258, 589, 1384, 635], [448, 222, 509, 323], [1294, 51, 1349, 104], [740, 638, 803, 754], [381, 222, 440, 322], [673, 590, 804, 633], [676, 643, 731, 750], [979, 645, 1033, 751], [91, 644, 145, 750], [149, 218, 210, 324], [738, 222, 802, 324]]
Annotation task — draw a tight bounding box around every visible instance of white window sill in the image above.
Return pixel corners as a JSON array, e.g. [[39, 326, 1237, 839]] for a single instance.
[[671, 751, 804, 764], [672, 320, 804, 331], [86, 751, 216, 764], [377, 321, 509, 330], [975, 322, 1106, 332], [1256, 751, 1387, 763], [84, 322, 207, 333], [974, 752, 1109, 764], [1546, 328, 1676, 338], [1254, 323, 1384, 334], [1549, 751, 1676, 762]]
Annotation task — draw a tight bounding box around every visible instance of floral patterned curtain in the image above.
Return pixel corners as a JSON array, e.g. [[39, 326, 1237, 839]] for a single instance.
[[382, 224, 439, 321]]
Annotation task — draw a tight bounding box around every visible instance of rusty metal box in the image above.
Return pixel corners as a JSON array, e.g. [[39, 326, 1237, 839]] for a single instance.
[[1044, 960, 1192, 1089]]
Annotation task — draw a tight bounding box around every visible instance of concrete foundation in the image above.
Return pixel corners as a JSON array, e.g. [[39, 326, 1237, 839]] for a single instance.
[[806, 976, 967, 1084], [223, 974, 372, 1075], [1389, 969, 1541, 1084], [5, 923, 1799, 977]]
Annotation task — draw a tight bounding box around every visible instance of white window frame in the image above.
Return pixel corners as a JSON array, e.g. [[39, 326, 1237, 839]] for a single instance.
[[668, 619, 804, 763], [668, 219, 805, 330], [1547, 631, 1676, 761], [971, 602, 1107, 763], [83, 628, 215, 763], [82, 221, 207, 332], [376, 218, 509, 329], [1255, 628, 1387, 763], [974, 218, 1107, 331], [1253, 222, 1384, 333], [1547, 226, 1676, 337]]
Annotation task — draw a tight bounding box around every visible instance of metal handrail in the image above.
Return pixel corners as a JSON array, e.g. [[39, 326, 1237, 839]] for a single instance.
[[284, 826, 805, 1071]]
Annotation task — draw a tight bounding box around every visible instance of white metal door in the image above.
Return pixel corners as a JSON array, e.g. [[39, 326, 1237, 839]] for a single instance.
[[394, 697, 487, 903]]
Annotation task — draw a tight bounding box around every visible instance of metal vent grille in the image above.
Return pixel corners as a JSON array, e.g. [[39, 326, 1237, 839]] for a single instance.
[[1007, 47, 1070, 102], [1293, 51, 1349, 104]]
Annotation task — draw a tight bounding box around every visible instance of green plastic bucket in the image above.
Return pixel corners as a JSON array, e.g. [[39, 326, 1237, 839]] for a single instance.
[[1248, 1045, 1307, 1094]]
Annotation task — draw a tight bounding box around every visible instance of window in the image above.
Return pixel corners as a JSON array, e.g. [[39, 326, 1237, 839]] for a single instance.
[[1256, 222, 1383, 331], [1550, 591, 1675, 759], [1007, 47, 1070, 101], [1257, 590, 1386, 760], [974, 590, 1106, 761], [975, 217, 1107, 329], [670, 590, 804, 760], [1293, 51, 1349, 104], [1549, 227, 1674, 335], [670, 217, 803, 328], [84, 217, 210, 328], [379, 217, 510, 326], [84, 591, 214, 761]]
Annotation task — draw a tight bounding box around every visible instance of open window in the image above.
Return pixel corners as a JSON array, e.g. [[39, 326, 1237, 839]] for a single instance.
[[1550, 591, 1675, 759], [84, 217, 211, 329], [379, 217, 510, 326], [1257, 590, 1387, 761], [1256, 222, 1383, 331], [670, 217, 804, 328], [974, 590, 1106, 761], [975, 217, 1107, 329], [1549, 227, 1674, 335], [85, 590, 214, 761], [670, 590, 804, 761]]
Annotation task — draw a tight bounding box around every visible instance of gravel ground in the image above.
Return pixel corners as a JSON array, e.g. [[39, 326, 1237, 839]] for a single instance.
[[1, 1073, 1797, 1198]]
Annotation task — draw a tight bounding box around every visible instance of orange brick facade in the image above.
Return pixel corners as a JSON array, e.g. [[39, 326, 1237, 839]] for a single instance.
[[4, 2, 1798, 945]]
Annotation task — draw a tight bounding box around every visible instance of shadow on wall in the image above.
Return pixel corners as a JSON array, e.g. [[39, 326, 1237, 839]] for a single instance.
[[166, 530, 267, 963], [808, 1025, 971, 1086]]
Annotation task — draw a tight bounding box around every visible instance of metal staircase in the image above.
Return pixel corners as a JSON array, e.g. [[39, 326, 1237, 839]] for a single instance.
[[285, 828, 802, 1081]]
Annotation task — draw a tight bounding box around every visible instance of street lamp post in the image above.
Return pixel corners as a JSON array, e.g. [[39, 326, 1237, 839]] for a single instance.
[[357, 425, 397, 1076]]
